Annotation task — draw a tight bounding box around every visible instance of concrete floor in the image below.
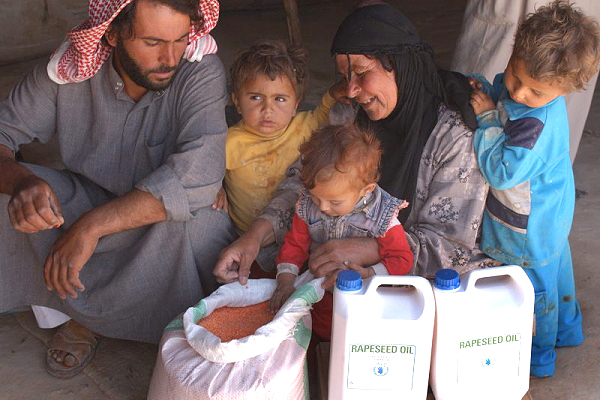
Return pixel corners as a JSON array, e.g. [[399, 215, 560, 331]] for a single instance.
[[1, 1, 599, 398]]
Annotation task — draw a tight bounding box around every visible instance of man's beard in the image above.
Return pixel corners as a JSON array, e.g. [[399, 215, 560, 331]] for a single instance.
[[115, 38, 180, 91]]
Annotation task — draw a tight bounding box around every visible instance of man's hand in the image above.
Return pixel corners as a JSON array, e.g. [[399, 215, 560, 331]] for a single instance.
[[40, 188, 167, 300], [8, 175, 64, 233], [470, 89, 496, 115], [308, 237, 379, 287], [211, 187, 229, 211], [44, 221, 99, 299]]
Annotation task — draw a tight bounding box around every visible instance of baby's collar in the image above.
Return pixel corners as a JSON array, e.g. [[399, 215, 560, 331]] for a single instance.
[[352, 189, 377, 214]]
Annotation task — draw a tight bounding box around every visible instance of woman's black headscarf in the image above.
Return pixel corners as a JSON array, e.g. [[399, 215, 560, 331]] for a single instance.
[[331, 4, 476, 223]]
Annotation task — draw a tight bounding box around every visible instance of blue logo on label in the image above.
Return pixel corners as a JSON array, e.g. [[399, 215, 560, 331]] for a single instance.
[[481, 356, 495, 367], [374, 366, 389, 376]]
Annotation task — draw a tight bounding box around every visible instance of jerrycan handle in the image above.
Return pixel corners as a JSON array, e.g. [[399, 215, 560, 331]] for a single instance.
[[364, 275, 434, 298], [464, 265, 527, 291]]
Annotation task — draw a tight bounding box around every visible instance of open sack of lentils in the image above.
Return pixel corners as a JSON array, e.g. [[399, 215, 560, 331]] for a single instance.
[[148, 272, 324, 400]]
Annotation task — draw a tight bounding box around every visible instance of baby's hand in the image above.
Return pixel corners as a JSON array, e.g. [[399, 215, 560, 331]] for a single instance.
[[211, 187, 228, 211], [269, 283, 295, 314], [470, 89, 496, 115], [269, 272, 296, 314]]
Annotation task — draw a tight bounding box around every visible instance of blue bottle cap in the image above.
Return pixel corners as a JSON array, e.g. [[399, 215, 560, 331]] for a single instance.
[[336, 270, 362, 291], [434, 269, 460, 290]]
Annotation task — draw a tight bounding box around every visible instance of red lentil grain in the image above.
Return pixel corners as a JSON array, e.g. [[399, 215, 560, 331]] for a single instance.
[[198, 301, 275, 342]]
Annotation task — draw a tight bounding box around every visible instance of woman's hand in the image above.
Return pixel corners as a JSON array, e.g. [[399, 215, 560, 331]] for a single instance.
[[309, 237, 379, 288], [343, 261, 375, 279], [212, 233, 260, 284], [213, 218, 275, 285], [320, 261, 375, 290]]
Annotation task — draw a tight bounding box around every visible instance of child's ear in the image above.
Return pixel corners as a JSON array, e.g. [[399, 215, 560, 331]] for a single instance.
[[361, 183, 376, 196], [293, 100, 300, 116]]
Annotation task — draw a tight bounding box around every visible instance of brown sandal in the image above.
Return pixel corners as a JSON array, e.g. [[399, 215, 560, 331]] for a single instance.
[[46, 320, 98, 379]]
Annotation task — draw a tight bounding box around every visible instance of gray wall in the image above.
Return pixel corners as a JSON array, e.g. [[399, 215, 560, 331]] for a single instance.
[[0, 0, 87, 65], [0, 0, 331, 65]]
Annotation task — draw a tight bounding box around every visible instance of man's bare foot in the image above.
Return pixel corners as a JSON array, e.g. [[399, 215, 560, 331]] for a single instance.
[[46, 320, 98, 378]]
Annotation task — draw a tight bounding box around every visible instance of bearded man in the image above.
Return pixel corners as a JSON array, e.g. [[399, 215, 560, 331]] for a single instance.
[[0, 0, 235, 378]]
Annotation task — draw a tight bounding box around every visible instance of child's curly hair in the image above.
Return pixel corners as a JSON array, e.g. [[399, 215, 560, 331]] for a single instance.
[[513, 0, 600, 91], [300, 124, 382, 190], [229, 39, 308, 101]]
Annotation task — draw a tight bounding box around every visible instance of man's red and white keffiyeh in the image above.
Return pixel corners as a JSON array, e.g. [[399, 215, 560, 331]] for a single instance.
[[47, 0, 219, 84]]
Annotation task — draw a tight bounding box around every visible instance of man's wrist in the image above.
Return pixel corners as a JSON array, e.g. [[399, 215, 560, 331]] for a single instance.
[[75, 189, 167, 240], [0, 152, 36, 195], [72, 210, 105, 239]]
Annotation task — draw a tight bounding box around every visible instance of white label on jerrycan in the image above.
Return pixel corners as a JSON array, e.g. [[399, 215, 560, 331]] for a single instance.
[[329, 270, 435, 400], [457, 333, 522, 382], [347, 343, 415, 390], [430, 266, 534, 400]]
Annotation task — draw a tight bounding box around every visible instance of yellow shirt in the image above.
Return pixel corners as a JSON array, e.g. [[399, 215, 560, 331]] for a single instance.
[[225, 91, 335, 233]]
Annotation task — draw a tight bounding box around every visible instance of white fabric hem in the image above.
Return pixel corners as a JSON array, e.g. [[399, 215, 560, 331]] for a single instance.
[[31, 305, 71, 329]]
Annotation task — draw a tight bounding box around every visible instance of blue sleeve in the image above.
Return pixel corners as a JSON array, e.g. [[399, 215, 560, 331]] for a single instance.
[[474, 112, 548, 190]]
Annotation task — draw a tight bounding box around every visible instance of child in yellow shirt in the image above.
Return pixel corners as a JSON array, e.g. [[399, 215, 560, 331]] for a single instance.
[[213, 40, 340, 234]]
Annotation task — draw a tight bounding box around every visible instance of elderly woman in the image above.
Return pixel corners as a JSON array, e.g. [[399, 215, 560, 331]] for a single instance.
[[214, 3, 494, 286]]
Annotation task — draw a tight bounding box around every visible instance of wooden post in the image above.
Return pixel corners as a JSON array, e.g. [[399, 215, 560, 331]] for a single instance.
[[282, 0, 303, 47]]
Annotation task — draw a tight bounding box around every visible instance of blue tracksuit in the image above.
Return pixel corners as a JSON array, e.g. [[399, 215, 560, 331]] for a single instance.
[[473, 73, 584, 377]]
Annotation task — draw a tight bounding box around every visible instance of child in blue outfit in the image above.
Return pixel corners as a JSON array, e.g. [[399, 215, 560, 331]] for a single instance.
[[469, 0, 600, 378]]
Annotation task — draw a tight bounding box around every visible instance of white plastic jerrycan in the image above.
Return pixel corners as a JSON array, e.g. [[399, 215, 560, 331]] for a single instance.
[[429, 266, 535, 400], [329, 270, 435, 400]]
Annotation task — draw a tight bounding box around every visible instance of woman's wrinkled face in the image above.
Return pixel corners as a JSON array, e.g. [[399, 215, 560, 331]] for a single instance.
[[335, 53, 398, 120]]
